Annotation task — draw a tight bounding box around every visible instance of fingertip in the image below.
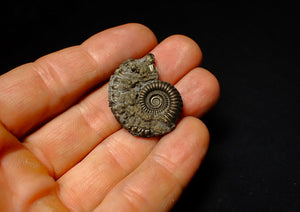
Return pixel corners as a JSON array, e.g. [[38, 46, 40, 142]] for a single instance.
[[81, 23, 157, 66], [82, 22, 158, 48], [121, 23, 158, 46], [195, 67, 220, 116], [176, 116, 210, 150], [172, 116, 210, 180], [177, 67, 220, 117], [159, 34, 203, 64], [171, 34, 203, 65], [159, 116, 210, 170], [190, 117, 210, 153], [151, 34, 203, 83]]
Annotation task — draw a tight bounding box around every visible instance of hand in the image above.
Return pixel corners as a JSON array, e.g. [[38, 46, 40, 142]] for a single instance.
[[0, 23, 220, 211]]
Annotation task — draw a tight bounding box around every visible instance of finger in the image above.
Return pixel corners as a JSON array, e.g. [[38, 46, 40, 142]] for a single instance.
[[0, 123, 68, 211], [94, 117, 209, 212], [0, 23, 157, 138], [151, 34, 203, 83], [55, 67, 219, 211], [178, 67, 220, 117], [24, 34, 206, 178], [57, 129, 157, 211]]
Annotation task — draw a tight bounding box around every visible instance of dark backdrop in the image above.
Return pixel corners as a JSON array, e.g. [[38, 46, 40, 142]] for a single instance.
[[1, 2, 299, 211]]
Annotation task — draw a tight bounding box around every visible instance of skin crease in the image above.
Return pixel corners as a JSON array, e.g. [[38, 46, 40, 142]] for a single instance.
[[0, 23, 220, 211]]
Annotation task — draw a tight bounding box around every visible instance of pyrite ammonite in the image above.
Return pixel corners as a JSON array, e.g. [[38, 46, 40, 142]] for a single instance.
[[108, 53, 183, 137]]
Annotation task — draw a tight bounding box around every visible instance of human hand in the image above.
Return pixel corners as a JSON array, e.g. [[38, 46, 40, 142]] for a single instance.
[[0, 23, 220, 211]]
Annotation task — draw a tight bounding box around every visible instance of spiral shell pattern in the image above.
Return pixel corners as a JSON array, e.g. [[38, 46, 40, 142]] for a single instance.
[[108, 54, 183, 137], [139, 81, 182, 122]]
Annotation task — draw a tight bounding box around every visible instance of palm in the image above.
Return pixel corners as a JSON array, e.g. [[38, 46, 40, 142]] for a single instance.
[[0, 24, 219, 211]]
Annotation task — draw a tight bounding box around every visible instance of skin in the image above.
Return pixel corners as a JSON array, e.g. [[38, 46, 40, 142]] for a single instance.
[[0, 23, 220, 211]]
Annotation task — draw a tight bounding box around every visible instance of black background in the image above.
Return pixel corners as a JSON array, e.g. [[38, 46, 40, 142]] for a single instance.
[[1, 2, 299, 211]]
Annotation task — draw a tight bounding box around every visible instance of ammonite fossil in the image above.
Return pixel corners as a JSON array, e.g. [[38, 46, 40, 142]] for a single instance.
[[108, 53, 183, 137]]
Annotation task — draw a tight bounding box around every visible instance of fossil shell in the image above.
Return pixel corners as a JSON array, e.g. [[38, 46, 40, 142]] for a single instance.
[[108, 53, 183, 137]]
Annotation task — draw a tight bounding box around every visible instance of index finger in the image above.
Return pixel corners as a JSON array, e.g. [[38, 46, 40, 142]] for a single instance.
[[0, 23, 157, 138]]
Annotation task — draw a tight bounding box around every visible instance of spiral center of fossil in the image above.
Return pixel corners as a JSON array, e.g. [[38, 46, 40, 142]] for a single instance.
[[144, 90, 169, 113], [149, 94, 162, 108]]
